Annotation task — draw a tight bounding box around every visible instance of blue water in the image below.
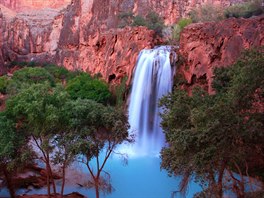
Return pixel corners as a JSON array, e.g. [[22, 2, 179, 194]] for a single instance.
[[12, 154, 201, 198], [0, 47, 202, 198]]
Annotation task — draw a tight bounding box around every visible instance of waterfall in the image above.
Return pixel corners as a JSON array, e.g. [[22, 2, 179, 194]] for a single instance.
[[127, 46, 176, 156]]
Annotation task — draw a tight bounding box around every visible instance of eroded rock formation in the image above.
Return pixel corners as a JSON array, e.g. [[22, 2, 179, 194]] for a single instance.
[[0, 0, 71, 11], [179, 15, 264, 93], [0, 10, 5, 75], [0, 0, 157, 83], [0, 0, 261, 85]]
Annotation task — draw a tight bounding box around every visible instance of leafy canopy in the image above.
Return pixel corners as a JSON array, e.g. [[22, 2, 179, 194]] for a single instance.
[[160, 48, 264, 196], [66, 73, 111, 104]]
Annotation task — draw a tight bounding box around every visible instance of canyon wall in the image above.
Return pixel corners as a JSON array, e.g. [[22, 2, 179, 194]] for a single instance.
[[0, 11, 5, 75], [0, 0, 157, 83], [179, 16, 264, 93], [0, 0, 243, 25], [0, 0, 71, 11], [0, 0, 262, 85]]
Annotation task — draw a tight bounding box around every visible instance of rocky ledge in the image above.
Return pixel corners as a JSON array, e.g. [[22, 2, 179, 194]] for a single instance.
[[179, 15, 264, 93], [0, 0, 263, 87]]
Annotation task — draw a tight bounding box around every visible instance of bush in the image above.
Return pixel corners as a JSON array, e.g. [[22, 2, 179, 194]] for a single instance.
[[114, 76, 128, 107], [66, 73, 111, 104], [0, 76, 9, 94], [12, 67, 54, 85], [172, 18, 192, 41], [118, 12, 134, 28], [132, 15, 147, 27], [43, 64, 71, 81], [145, 11, 165, 35], [224, 0, 263, 18], [189, 3, 225, 22], [119, 11, 165, 36]]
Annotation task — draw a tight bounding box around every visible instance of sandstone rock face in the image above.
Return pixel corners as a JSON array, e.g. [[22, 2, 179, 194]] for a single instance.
[[0, 0, 242, 25], [133, 0, 236, 25], [0, 0, 261, 86], [0, 0, 71, 11], [179, 16, 264, 93], [0, 11, 5, 75], [0, 0, 157, 84]]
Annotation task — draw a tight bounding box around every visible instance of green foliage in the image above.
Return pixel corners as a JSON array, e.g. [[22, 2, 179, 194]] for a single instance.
[[0, 112, 17, 163], [64, 98, 130, 197], [178, 18, 193, 29], [118, 11, 165, 36], [9, 61, 29, 68], [7, 83, 69, 136], [0, 76, 10, 94], [66, 73, 111, 104], [160, 48, 264, 196], [1, 63, 129, 197], [43, 64, 71, 82], [115, 76, 128, 107], [132, 15, 147, 27], [145, 11, 165, 36], [189, 1, 263, 23], [118, 12, 134, 28], [189, 3, 225, 23], [225, 0, 263, 18], [172, 18, 192, 41], [12, 67, 54, 84], [7, 67, 55, 94], [0, 111, 31, 197]]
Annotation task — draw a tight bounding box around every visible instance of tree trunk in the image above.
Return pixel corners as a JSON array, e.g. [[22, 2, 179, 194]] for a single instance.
[[60, 162, 66, 198], [216, 161, 226, 198], [48, 163, 57, 196], [95, 178, 100, 198], [3, 167, 16, 198], [46, 162, 51, 198]]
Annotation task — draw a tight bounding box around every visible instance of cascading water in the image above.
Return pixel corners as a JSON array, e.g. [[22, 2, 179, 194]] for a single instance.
[[128, 46, 176, 156], [1, 46, 201, 198]]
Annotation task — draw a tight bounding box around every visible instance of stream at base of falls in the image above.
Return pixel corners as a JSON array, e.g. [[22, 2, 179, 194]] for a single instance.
[[12, 154, 201, 198]]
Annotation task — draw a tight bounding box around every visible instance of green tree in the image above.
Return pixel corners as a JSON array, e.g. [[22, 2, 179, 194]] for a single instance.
[[172, 18, 192, 41], [160, 48, 264, 197], [65, 99, 131, 198], [6, 83, 69, 197], [66, 73, 111, 104], [7, 67, 55, 95], [0, 112, 31, 198], [0, 76, 10, 94]]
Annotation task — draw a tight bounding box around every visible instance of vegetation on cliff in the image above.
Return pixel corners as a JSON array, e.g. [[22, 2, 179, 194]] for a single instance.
[[118, 11, 165, 36], [160, 48, 264, 197]]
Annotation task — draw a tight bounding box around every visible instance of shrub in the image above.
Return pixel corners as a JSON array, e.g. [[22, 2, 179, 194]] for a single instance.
[[145, 11, 165, 35], [44, 64, 71, 81], [118, 12, 134, 28], [172, 18, 192, 41], [115, 76, 128, 107], [119, 11, 165, 36], [189, 3, 225, 22], [224, 0, 263, 18], [66, 73, 111, 104], [12, 67, 54, 85], [132, 15, 147, 27], [0, 76, 9, 94]]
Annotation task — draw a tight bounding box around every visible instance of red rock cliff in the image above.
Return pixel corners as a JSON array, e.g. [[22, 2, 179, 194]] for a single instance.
[[0, 0, 262, 85], [179, 16, 264, 93], [0, 10, 5, 74], [0, 0, 71, 11], [0, 0, 157, 83]]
